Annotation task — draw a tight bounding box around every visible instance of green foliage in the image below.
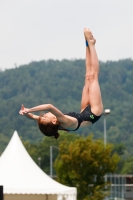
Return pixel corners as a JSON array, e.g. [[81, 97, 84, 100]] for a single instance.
[[112, 143, 126, 173], [0, 133, 10, 154], [83, 185, 110, 200], [22, 132, 80, 174], [54, 135, 119, 200], [112, 143, 126, 156], [121, 157, 133, 174], [0, 58, 133, 174]]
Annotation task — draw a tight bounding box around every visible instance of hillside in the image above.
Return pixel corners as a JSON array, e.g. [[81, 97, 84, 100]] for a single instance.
[[0, 58, 133, 156]]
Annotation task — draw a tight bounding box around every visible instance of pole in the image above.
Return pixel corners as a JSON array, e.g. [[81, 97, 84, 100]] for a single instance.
[[104, 115, 106, 146], [104, 115, 107, 200], [50, 146, 53, 178], [0, 186, 3, 200], [38, 157, 41, 167], [103, 109, 111, 200]]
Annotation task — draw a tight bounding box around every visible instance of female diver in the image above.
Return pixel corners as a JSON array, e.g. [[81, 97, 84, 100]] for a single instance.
[[19, 28, 103, 139]]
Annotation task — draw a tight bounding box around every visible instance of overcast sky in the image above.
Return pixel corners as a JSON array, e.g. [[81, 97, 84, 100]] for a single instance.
[[0, 0, 133, 70]]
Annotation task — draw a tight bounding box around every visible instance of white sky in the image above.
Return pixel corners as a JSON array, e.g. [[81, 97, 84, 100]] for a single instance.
[[0, 0, 133, 70]]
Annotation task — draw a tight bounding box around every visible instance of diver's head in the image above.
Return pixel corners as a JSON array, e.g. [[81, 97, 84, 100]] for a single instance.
[[38, 112, 60, 139]]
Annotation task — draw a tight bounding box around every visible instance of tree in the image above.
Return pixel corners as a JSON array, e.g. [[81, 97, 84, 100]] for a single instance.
[[121, 157, 133, 174], [112, 143, 126, 173], [1, 59, 133, 159], [54, 135, 120, 200], [23, 131, 80, 174]]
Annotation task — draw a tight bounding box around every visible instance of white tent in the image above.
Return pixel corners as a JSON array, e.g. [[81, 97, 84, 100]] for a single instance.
[[0, 131, 77, 200]]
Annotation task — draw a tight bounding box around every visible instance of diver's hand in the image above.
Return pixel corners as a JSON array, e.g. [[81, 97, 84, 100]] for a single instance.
[[19, 104, 30, 115]]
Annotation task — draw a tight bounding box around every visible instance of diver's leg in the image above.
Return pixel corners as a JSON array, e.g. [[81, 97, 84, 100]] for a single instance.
[[81, 28, 103, 115], [80, 30, 91, 111]]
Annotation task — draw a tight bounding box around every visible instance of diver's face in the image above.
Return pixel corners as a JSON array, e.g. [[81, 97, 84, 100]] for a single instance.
[[42, 112, 56, 123]]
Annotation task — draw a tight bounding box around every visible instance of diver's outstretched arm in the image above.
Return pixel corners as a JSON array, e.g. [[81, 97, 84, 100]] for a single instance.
[[19, 104, 67, 123], [24, 113, 39, 121]]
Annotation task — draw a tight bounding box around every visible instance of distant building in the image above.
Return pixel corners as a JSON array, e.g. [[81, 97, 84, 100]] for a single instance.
[[106, 174, 133, 200]]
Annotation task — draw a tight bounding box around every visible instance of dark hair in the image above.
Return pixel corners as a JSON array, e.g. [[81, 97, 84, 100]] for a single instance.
[[38, 116, 60, 139]]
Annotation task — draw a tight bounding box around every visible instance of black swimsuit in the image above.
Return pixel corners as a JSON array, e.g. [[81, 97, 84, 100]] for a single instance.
[[59, 105, 102, 131]]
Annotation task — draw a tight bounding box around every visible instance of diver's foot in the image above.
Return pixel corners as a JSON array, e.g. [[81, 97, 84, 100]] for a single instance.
[[84, 28, 96, 45]]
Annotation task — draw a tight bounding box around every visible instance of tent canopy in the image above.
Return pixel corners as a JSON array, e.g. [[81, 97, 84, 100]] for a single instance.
[[0, 131, 77, 196]]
